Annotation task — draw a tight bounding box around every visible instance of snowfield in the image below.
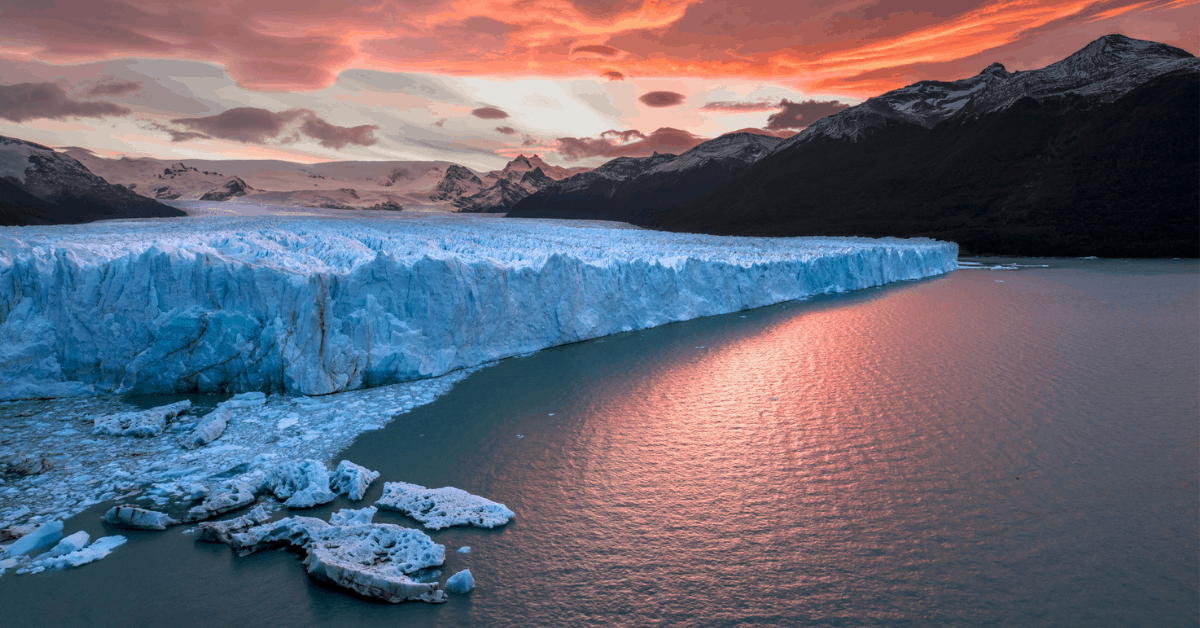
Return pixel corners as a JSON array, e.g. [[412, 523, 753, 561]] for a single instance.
[[0, 214, 957, 399]]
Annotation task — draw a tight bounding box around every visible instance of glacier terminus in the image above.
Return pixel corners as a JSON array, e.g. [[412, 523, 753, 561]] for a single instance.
[[0, 214, 957, 401]]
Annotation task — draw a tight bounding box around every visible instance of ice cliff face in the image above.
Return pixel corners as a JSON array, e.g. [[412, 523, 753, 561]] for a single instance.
[[0, 215, 956, 399]]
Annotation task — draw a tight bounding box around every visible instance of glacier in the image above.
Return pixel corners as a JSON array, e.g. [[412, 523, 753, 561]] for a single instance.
[[0, 214, 957, 400]]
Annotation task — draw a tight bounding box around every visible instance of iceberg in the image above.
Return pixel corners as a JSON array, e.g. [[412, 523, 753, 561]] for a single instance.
[[3, 520, 63, 557], [258, 459, 336, 508], [330, 460, 380, 501], [19, 535, 127, 574], [0, 215, 957, 399], [445, 569, 474, 594], [222, 516, 447, 603], [183, 479, 256, 522], [93, 401, 192, 438], [329, 506, 377, 526], [47, 531, 90, 557], [180, 407, 230, 450], [103, 505, 178, 530], [376, 481, 515, 530], [196, 505, 269, 544]]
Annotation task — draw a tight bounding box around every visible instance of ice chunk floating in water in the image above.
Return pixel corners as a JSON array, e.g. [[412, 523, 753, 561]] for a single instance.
[[446, 569, 475, 594], [0, 215, 956, 399], [377, 481, 515, 530]]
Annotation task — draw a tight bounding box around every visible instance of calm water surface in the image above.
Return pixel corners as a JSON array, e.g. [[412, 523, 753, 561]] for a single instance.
[[4, 259, 1197, 627]]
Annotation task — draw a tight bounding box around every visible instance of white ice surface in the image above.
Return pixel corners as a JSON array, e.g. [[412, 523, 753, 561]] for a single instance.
[[18, 535, 127, 574], [330, 460, 380, 501], [3, 520, 62, 557], [329, 506, 377, 526], [259, 460, 336, 509], [0, 215, 956, 399], [445, 569, 474, 594], [377, 482, 515, 530]]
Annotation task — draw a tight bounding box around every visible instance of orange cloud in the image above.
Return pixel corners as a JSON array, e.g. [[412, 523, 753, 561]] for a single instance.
[[0, 0, 1192, 97]]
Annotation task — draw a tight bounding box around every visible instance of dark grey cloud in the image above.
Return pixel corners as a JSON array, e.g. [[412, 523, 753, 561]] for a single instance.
[[638, 91, 686, 107], [298, 115, 379, 148], [766, 99, 851, 129], [601, 70, 625, 81], [171, 107, 303, 143], [80, 78, 143, 97], [0, 81, 130, 123], [573, 45, 620, 57], [167, 107, 378, 147], [556, 127, 704, 161], [495, 126, 517, 135], [471, 106, 509, 119]]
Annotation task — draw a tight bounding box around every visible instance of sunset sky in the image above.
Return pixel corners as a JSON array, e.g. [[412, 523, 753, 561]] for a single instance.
[[0, 0, 1195, 169]]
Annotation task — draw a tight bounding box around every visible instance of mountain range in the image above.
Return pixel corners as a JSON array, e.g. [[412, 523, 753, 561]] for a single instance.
[[0, 136, 183, 225], [510, 34, 1199, 257], [2, 34, 1195, 256]]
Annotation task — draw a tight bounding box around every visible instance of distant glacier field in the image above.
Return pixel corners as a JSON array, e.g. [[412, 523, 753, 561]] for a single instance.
[[0, 214, 957, 400]]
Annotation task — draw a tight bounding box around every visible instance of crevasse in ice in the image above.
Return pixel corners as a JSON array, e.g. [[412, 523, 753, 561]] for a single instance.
[[0, 215, 957, 400]]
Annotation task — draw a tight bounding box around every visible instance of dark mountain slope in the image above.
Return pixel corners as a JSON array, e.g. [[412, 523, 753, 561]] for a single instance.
[[1, 136, 183, 226], [507, 133, 780, 223], [655, 69, 1197, 257]]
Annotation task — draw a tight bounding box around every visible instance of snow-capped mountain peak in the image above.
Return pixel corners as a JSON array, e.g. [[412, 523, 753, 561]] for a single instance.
[[648, 132, 784, 174], [774, 34, 1197, 153]]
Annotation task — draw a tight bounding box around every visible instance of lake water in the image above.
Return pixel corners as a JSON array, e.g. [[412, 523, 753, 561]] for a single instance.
[[2, 259, 1196, 627]]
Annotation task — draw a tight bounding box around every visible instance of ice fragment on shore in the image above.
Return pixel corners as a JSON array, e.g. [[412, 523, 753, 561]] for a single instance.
[[183, 479, 256, 522], [457, 546, 470, 554], [196, 505, 269, 544], [103, 505, 178, 530], [93, 401, 191, 438], [180, 407, 230, 450], [259, 460, 336, 508], [330, 460, 380, 501], [445, 569, 474, 594], [3, 520, 63, 557], [376, 482, 515, 530]]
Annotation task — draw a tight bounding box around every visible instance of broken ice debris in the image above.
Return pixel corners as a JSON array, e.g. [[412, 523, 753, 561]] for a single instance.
[[0, 454, 54, 476], [329, 506, 377, 526], [183, 479, 256, 523], [445, 569, 475, 594], [196, 505, 269, 544], [180, 407, 230, 450], [219, 392, 266, 409], [47, 531, 89, 557], [3, 520, 63, 557], [21, 535, 127, 573], [222, 516, 447, 603], [330, 460, 380, 501], [93, 400, 191, 438], [376, 482, 515, 530], [457, 546, 471, 554], [259, 460, 337, 508], [103, 505, 178, 530]]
